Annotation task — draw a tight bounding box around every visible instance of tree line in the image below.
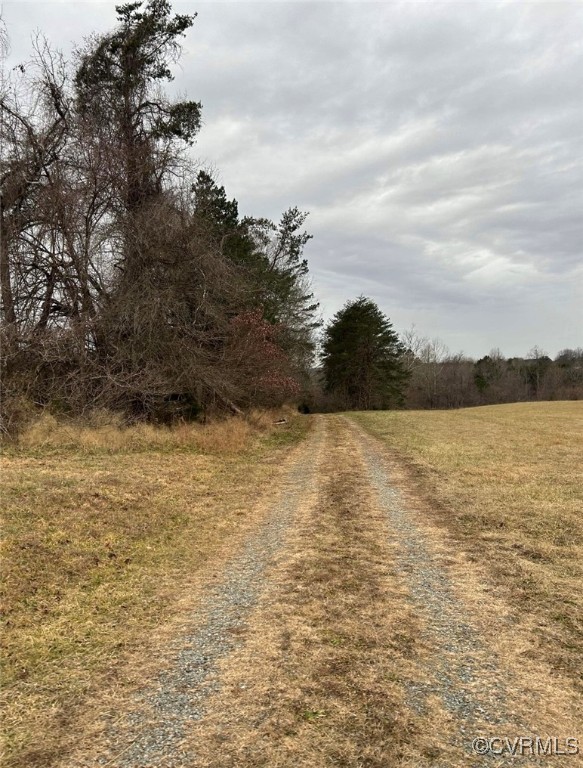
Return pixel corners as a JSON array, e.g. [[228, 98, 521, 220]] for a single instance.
[[1, 1, 319, 430], [319, 298, 582, 411], [401, 340, 583, 410], [1, 2, 580, 431]]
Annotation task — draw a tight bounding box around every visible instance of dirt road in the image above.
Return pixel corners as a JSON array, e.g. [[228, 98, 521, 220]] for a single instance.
[[68, 416, 581, 767]]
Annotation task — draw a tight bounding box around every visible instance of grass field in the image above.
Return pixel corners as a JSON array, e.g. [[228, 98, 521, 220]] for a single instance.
[[352, 401, 583, 693], [0, 411, 309, 768], [3, 402, 581, 766]]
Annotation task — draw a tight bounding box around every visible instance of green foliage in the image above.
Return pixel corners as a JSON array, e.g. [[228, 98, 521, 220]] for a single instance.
[[245, 208, 320, 355], [191, 173, 320, 373], [473, 355, 504, 393], [191, 171, 254, 268], [322, 297, 408, 410], [76, 0, 196, 96], [75, 0, 201, 211]]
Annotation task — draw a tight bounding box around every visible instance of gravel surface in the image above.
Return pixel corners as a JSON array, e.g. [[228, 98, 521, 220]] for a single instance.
[[87, 423, 323, 768], [359, 430, 548, 767], [72, 417, 574, 767]]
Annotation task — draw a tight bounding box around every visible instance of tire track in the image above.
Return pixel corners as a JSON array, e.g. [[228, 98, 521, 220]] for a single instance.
[[72, 419, 326, 768], [350, 416, 581, 767], [177, 414, 424, 768], [68, 415, 580, 767]]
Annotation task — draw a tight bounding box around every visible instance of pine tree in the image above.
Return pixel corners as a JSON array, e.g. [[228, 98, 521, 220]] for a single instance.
[[75, 0, 201, 250], [191, 173, 320, 377], [322, 297, 408, 410]]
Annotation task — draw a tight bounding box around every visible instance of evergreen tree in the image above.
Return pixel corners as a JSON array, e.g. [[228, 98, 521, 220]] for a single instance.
[[75, 0, 202, 299], [322, 297, 408, 410], [191, 171, 256, 269], [75, 0, 201, 219], [191, 173, 320, 374], [245, 208, 320, 362]]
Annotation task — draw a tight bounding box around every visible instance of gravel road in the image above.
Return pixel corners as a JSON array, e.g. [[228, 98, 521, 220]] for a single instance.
[[73, 415, 580, 767], [359, 426, 518, 765]]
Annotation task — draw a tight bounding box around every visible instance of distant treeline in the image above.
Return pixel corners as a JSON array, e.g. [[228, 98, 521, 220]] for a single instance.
[[401, 337, 583, 410], [312, 306, 583, 413]]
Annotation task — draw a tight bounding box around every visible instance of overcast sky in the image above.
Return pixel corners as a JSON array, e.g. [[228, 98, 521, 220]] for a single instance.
[[3, 0, 582, 358]]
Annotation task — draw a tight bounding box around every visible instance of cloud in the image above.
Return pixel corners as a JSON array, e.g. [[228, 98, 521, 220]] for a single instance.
[[3, 0, 582, 356]]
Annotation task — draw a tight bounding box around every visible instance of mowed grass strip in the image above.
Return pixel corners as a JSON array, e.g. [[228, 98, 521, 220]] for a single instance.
[[351, 402, 583, 690], [0, 412, 309, 768]]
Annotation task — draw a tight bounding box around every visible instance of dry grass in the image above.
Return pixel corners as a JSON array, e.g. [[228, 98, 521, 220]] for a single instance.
[[185, 416, 432, 768], [0, 410, 309, 768], [14, 407, 284, 455], [351, 401, 583, 691]]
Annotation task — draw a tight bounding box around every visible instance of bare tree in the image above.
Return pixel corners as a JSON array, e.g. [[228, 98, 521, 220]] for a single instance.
[[1, 3, 320, 429], [403, 330, 450, 408], [1, 40, 73, 343]]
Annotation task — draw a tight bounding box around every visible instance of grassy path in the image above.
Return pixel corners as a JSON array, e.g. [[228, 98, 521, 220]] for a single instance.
[[178, 413, 581, 767], [4, 404, 582, 766]]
